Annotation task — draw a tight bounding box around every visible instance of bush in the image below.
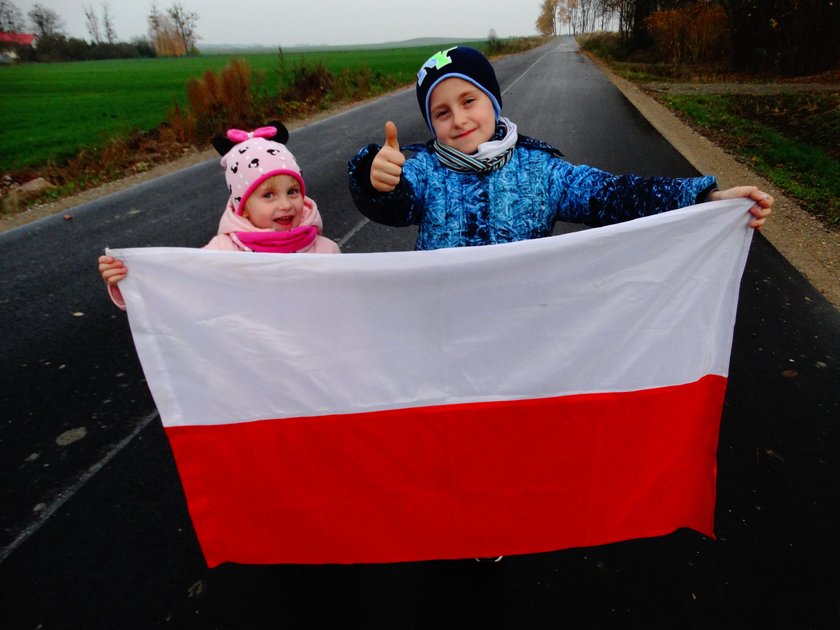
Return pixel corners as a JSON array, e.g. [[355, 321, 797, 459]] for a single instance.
[[173, 55, 391, 143], [644, 2, 730, 65], [274, 54, 401, 116], [16, 34, 157, 62], [484, 36, 550, 56], [277, 58, 336, 109], [487, 30, 503, 55], [577, 32, 633, 62], [179, 58, 256, 140]]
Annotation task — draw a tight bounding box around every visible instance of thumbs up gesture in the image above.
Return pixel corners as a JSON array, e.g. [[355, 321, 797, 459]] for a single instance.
[[370, 121, 406, 192]]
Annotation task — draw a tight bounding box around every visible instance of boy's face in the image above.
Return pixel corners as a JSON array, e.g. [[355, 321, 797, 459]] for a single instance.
[[242, 175, 304, 231], [428, 77, 497, 155]]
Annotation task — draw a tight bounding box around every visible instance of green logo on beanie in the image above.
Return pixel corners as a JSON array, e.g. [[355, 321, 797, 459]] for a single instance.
[[417, 47, 456, 85]]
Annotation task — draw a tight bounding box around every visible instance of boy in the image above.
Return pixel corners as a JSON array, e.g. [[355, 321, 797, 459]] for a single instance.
[[347, 46, 771, 250]]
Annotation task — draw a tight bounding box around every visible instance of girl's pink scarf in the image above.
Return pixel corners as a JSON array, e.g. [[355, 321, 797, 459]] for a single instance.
[[231, 225, 318, 253]]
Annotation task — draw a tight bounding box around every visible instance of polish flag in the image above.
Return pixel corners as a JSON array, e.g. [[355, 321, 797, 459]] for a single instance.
[[112, 198, 754, 567]]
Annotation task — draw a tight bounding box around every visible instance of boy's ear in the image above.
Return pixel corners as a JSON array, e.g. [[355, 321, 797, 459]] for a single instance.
[[212, 134, 235, 156], [265, 121, 290, 144]]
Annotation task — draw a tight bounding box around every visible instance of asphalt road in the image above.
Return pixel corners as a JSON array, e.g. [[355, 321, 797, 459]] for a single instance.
[[1, 37, 839, 629]]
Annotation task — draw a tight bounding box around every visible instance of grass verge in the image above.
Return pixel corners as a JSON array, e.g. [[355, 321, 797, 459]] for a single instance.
[[579, 33, 840, 229], [660, 92, 839, 226], [1, 37, 548, 215]]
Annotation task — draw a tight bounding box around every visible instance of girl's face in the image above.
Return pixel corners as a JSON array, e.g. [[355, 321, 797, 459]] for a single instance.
[[428, 77, 497, 155], [242, 175, 304, 231]]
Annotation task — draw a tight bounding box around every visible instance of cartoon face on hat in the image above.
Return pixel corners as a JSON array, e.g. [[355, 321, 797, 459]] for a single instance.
[[216, 125, 305, 215], [416, 46, 502, 131]]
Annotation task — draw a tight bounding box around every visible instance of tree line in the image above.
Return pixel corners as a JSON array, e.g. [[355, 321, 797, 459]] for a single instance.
[[536, 0, 840, 75], [0, 1, 199, 62]]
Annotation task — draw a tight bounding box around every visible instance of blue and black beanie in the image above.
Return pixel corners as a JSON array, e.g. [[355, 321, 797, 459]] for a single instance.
[[416, 46, 502, 130]]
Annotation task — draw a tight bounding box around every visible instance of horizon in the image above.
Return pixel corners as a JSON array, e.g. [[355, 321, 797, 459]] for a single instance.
[[12, 1, 539, 49], [198, 36, 487, 52]]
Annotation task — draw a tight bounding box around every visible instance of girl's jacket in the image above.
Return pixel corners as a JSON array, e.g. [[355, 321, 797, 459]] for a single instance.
[[108, 195, 340, 309], [348, 136, 717, 251]]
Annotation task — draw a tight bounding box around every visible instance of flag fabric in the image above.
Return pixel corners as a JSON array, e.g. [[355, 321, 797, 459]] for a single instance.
[[112, 198, 754, 567]]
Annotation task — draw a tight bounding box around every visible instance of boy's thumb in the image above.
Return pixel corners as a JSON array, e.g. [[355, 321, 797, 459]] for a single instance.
[[384, 121, 399, 150]]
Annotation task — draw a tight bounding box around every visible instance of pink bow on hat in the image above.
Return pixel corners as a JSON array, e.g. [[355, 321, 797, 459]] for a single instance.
[[226, 126, 278, 143]]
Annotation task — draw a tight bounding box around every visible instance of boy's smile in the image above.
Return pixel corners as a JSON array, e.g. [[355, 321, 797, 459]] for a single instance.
[[428, 77, 497, 155]]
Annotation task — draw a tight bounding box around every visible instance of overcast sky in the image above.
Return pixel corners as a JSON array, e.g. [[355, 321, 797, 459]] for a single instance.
[[14, 1, 540, 47]]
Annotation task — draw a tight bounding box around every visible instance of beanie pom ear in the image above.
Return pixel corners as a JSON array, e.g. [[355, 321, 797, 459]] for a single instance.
[[264, 120, 289, 144], [212, 134, 235, 156]]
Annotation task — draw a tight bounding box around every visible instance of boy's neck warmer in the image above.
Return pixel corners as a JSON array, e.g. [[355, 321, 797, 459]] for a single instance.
[[433, 117, 518, 173], [231, 225, 318, 253]]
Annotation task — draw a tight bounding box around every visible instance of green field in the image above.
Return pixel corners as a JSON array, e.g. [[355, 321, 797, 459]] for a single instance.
[[0, 44, 479, 172]]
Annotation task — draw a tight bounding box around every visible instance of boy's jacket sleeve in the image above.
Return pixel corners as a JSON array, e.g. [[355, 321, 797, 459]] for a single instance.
[[348, 138, 718, 250], [348, 144, 420, 227]]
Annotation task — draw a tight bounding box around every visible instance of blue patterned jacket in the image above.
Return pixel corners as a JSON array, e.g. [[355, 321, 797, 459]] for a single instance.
[[348, 136, 717, 251]]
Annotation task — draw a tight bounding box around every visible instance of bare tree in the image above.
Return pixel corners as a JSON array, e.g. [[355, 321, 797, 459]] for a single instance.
[[0, 0, 25, 32], [148, 1, 175, 55], [546, 0, 601, 36], [576, 0, 589, 33], [536, 0, 559, 36], [560, 0, 577, 35], [596, 0, 648, 40], [148, 0, 161, 44], [149, 1, 195, 56], [167, 1, 198, 54], [28, 3, 64, 38], [538, 0, 622, 37], [83, 3, 100, 43], [102, 2, 116, 44], [487, 28, 502, 53], [594, 0, 618, 30]]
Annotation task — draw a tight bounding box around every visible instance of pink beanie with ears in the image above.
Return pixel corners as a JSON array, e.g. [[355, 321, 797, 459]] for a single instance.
[[219, 126, 306, 216]]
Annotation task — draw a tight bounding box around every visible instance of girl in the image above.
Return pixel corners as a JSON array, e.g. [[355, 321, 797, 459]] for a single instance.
[[100, 122, 340, 309]]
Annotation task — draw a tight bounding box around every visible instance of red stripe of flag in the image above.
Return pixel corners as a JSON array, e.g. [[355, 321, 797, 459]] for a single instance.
[[166, 375, 725, 566]]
